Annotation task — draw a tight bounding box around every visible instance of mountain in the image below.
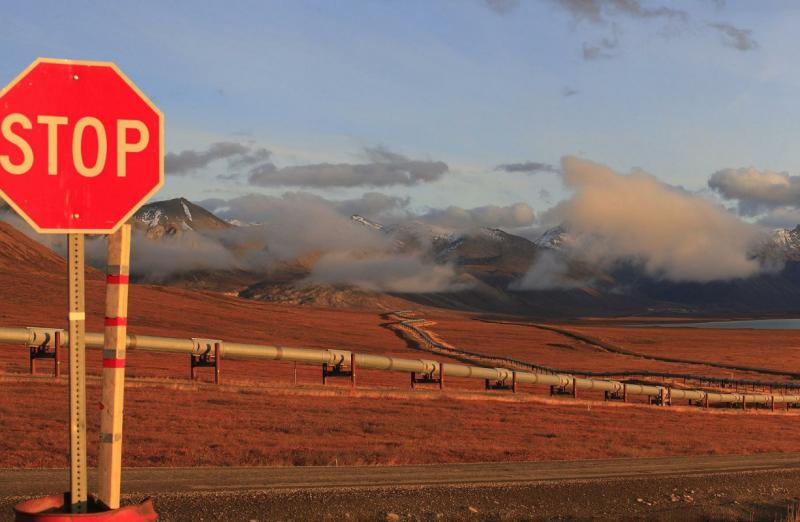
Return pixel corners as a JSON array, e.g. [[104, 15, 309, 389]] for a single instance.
[[533, 225, 570, 250], [519, 223, 800, 315], [384, 221, 456, 254], [239, 282, 414, 310], [436, 228, 539, 287], [128, 198, 264, 292], [350, 215, 385, 232], [350, 214, 540, 284], [9, 191, 800, 315], [763, 226, 800, 262], [133, 198, 231, 239]]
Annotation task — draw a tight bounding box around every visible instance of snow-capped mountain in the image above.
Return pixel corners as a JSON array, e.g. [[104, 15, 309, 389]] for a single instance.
[[8, 192, 800, 315], [350, 214, 458, 253], [349, 214, 540, 286], [768, 226, 800, 261], [350, 214, 384, 231], [133, 198, 231, 239], [533, 225, 570, 250], [384, 221, 456, 248]]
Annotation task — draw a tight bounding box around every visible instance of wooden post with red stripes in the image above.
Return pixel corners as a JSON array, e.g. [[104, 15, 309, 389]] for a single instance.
[[98, 224, 131, 509]]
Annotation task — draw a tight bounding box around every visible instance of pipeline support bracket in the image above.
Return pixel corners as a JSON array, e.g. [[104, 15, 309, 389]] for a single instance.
[[484, 371, 516, 393], [550, 382, 575, 397], [190, 338, 223, 384], [604, 384, 627, 402], [411, 364, 444, 390], [26, 327, 64, 377], [322, 352, 356, 387]]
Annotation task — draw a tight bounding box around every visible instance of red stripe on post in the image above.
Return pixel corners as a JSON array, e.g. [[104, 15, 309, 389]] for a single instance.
[[106, 274, 129, 284], [104, 317, 128, 326], [102, 358, 126, 369]]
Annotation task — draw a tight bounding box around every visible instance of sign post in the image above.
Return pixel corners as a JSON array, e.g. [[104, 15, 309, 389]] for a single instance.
[[67, 233, 88, 512], [0, 58, 163, 516], [98, 224, 131, 509]]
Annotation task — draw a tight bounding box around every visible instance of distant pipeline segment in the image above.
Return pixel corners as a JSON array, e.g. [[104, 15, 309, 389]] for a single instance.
[[1, 324, 798, 408], [488, 319, 800, 380], [393, 314, 800, 391]]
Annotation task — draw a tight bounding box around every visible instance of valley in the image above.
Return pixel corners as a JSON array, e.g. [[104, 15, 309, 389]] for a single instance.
[[2, 204, 800, 521]]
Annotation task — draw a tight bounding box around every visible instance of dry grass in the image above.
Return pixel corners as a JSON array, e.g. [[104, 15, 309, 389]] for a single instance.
[[423, 315, 800, 383], [570, 324, 800, 375], [2, 222, 800, 470], [779, 500, 800, 522], [3, 377, 800, 469]]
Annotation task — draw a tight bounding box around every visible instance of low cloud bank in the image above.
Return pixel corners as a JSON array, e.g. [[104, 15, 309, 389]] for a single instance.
[[207, 192, 391, 261], [303, 252, 465, 293], [6, 154, 775, 294], [149, 192, 472, 292], [415, 203, 535, 231], [519, 157, 768, 285], [203, 192, 535, 235], [130, 231, 240, 281], [511, 250, 578, 291]]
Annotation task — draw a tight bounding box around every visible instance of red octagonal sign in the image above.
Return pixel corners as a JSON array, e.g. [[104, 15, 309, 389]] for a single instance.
[[0, 58, 163, 233]]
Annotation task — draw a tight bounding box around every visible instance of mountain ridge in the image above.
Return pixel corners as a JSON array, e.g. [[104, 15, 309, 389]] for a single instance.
[[4, 196, 800, 315]]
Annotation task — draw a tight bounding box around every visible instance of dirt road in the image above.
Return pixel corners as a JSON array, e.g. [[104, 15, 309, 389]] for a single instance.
[[3, 453, 800, 520], [2, 452, 800, 496]]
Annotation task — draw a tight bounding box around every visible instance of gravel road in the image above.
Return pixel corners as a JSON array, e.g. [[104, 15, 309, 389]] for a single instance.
[[3, 453, 800, 521]]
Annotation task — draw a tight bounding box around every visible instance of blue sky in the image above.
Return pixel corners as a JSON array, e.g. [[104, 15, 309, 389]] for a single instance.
[[3, 1, 799, 223]]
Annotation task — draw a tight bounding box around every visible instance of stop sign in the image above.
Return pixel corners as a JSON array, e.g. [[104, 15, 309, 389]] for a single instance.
[[0, 58, 163, 233]]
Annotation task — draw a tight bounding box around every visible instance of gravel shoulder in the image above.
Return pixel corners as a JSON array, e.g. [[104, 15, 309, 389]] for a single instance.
[[2, 456, 800, 521]]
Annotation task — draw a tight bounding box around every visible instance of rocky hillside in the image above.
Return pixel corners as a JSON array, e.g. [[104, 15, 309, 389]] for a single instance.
[[133, 197, 231, 239]]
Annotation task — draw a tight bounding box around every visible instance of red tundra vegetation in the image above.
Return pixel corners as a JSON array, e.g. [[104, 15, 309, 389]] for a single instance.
[[1, 221, 799, 469]]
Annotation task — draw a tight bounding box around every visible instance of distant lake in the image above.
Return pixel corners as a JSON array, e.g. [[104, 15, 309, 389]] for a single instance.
[[652, 319, 800, 330]]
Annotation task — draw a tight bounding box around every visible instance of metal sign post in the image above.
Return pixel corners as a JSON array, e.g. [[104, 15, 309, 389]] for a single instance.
[[67, 233, 88, 513], [98, 224, 132, 509]]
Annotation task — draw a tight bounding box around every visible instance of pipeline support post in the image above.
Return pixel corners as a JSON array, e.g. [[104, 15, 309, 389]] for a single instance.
[[98, 224, 131, 510], [351, 352, 356, 387], [215, 343, 222, 384], [54, 331, 61, 377]]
